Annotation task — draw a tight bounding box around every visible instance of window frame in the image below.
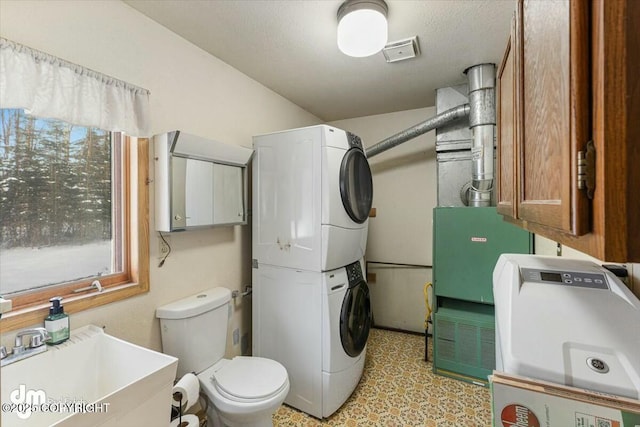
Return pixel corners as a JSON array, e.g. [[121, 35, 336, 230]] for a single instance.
[[0, 137, 150, 332]]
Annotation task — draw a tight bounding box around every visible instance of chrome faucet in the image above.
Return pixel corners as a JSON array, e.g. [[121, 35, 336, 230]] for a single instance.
[[0, 327, 50, 367], [14, 328, 49, 353]]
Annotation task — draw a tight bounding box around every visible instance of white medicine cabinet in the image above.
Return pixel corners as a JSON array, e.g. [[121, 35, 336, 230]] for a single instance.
[[154, 131, 253, 232]]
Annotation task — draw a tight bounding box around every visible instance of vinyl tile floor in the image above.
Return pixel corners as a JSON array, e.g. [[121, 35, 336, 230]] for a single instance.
[[272, 328, 492, 426]]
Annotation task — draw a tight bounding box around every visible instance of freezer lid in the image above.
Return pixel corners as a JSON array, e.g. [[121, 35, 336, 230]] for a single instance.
[[493, 254, 640, 400]]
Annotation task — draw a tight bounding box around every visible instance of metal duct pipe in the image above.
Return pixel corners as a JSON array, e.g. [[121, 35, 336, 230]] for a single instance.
[[464, 63, 496, 207], [365, 104, 470, 159]]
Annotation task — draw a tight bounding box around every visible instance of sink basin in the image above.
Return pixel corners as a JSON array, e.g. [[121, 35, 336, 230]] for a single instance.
[[1, 325, 178, 427]]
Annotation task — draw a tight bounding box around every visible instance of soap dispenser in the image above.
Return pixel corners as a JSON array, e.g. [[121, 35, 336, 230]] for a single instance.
[[45, 297, 69, 344]]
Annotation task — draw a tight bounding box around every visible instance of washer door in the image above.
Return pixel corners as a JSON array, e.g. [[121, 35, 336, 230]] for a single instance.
[[339, 148, 373, 224], [340, 279, 372, 357]]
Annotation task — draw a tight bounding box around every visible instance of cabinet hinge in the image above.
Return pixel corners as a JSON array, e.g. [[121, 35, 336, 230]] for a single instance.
[[577, 140, 596, 199]]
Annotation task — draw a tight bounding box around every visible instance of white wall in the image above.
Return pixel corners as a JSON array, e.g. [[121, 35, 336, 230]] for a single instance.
[[366, 264, 432, 334], [0, 0, 320, 355], [330, 107, 437, 332]]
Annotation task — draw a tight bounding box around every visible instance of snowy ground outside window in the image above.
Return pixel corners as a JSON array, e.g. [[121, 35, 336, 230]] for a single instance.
[[0, 241, 112, 294]]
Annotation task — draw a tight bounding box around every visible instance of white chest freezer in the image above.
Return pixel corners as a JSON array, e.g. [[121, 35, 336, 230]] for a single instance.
[[493, 254, 640, 400]]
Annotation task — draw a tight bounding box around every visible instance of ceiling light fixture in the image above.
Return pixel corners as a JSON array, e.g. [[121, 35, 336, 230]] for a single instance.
[[337, 0, 388, 58]]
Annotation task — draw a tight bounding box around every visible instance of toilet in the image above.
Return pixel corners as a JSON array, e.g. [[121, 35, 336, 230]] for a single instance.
[[156, 287, 289, 427]]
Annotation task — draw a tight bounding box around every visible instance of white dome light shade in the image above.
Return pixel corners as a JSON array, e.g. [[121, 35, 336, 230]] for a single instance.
[[337, 0, 388, 58]]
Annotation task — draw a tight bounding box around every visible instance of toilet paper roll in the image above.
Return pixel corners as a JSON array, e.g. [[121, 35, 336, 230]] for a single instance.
[[170, 414, 199, 427], [172, 373, 200, 412]]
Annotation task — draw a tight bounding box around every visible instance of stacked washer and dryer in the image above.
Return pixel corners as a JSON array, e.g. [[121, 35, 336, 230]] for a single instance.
[[252, 124, 373, 418]]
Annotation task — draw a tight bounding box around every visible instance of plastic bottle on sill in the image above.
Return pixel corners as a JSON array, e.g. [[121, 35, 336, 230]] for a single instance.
[[45, 297, 70, 345]]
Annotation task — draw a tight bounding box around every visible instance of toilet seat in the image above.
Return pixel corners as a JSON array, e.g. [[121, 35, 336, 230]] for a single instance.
[[210, 357, 288, 403]]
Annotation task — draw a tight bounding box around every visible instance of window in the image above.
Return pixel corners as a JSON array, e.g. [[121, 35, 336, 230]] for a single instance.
[[1, 109, 122, 292], [0, 109, 149, 331]]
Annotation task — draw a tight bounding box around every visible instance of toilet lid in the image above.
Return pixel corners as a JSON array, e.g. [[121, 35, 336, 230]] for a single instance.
[[212, 357, 288, 401]]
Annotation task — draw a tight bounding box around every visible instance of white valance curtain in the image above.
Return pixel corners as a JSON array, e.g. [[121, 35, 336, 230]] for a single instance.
[[0, 37, 150, 136]]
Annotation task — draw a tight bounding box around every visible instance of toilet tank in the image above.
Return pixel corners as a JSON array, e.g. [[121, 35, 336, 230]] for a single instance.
[[156, 287, 231, 378]]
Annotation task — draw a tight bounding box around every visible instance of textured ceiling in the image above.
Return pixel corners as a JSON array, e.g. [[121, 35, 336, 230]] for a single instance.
[[124, 0, 516, 121]]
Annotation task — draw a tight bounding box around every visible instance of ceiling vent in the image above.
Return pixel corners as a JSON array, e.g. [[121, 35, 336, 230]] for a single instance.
[[382, 36, 420, 63]]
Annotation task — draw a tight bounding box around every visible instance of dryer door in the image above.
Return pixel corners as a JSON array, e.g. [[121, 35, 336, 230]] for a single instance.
[[339, 148, 373, 224], [340, 262, 372, 357]]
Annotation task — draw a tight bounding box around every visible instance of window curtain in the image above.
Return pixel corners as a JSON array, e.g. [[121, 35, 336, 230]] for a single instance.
[[0, 37, 150, 136]]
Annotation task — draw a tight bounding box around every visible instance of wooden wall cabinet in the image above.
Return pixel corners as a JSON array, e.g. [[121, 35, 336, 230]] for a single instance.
[[496, 14, 517, 219], [496, 0, 640, 262]]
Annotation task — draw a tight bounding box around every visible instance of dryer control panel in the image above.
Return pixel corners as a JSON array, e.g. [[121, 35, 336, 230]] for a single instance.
[[346, 132, 364, 151]]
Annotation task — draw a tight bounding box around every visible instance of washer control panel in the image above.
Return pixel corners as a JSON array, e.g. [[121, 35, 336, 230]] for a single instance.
[[346, 260, 364, 286], [521, 268, 609, 289]]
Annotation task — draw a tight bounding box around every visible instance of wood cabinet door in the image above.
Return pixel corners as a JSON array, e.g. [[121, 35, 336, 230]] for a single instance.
[[518, 0, 590, 235], [496, 16, 517, 218]]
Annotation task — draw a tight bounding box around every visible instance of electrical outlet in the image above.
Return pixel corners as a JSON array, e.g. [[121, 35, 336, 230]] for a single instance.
[[158, 235, 171, 256]]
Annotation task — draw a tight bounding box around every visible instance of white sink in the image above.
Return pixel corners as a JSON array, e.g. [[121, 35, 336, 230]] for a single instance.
[[1, 325, 178, 427]]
